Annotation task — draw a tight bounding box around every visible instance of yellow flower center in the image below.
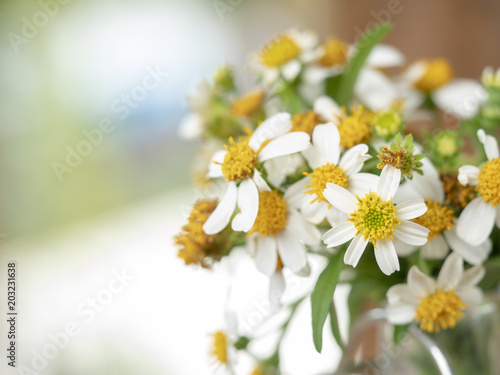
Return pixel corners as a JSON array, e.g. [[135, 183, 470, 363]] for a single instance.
[[304, 163, 348, 204], [414, 58, 453, 92], [476, 158, 500, 207], [291, 110, 323, 136], [415, 290, 467, 333], [337, 106, 372, 149], [249, 191, 288, 237], [373, 110, 402, 138], [441, 173, 477, 210], [436, 136, 458, 157], [221, 137, 257, 182], [318, 37, 348, 67], [175, 199, 220, 267], [260, 34, 301, 68], [231, 90, 266, 117], [210, 331, 229, 364], [413, 200, 454, 241], [348, 192, 400, 247]]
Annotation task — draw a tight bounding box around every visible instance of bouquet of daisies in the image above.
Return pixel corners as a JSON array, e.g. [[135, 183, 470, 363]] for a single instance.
[[175, 23, 500, 374]]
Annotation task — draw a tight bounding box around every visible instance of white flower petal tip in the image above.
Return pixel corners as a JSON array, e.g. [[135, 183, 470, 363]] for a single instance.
[[231, 179, 258, 232], [344, 236, 369, 268], [457, 165, 480, 186], [313, 96, 341, 121], [386, 305, 416, 325], [322, 222, 357, 248], [249, 112, 292, 150], [456, 197, 496, 246], [323, 183, 358, 214], [374, 239, 400, 276], [367, 44, 405, 68], [258, 131, 310, 162], [394, 221, 429, 246], [203, 182, 238, 235], [477, 129, 500, 161], [396, 199, 427, 221], [377, 165, 401, 201], [437, 252, 463, 291], [433, 79, 487, 120], [296, 263, 311, 277]]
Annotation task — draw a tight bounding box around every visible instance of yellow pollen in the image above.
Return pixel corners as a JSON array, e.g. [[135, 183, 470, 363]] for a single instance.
[[175, 200, 220, 268], [441, 173, 476, 210], [348, 192, 400, 247], [304, 163, 348, 204], [231, 90, 266, 117], [377, 146, 407, 170], [414, 58, 453, 92], [291, 111, 323, 136], [415, 290, 467, 333], [260, 34, 301, 68], [318, 37, 348, 67], [210, 331, 229, 364], [413, 200, 454, 241], [337, 106, 372, 148], [476, 158, 500, 207], [220, 137, 257, 182], [249, 191, 288, 237]]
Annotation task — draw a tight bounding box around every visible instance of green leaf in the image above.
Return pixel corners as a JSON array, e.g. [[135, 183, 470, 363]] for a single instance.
[[393, 324, 410, 345], [334, 23, 393, 106], [311, 251, 344, 352], [329, 300, 345, 351]]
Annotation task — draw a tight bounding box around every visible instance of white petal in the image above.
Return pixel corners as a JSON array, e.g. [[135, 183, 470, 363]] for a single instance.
[[344, 235, 368, 268], [302, 143, 323, 169], [313, 95, 341, 121], [366, 44, 405, 68], [178, 113, 203, 139], [460, 264, 485, 287], [312, 123, 341, 165], [478, 129, 500, 161], [323, 183, 358, 214], [282, 60, 302, 81], [269, 271, 286, 310], [252, 169, 271, 192], [456, 197, 496, 246], [301, 199, 328, 224], [276, 230, 307, 274], [393, 238, 418, 257], [387, 284, 419, 305], [407, 266, 436, 299], [346, 173, 378, 197], [339, 144, 371, 176], [420, 235, 449, 259], [232, 179, 259, 232], [284, 177, 310, 209], [456, 286, 483, 306], [249, 113, 292, 150], [322, 221, 357, 248], [432, 79, 487, 120], [386, 304, 417, 325], [325, 207, 349, 227], [457, 165, 480, 186], [258, 132, 310, 162], [203, 182, 238, 234], [377, 165, 401, 201], [355, 68, 398, 111], [396, 199, 427, 221], [443, 227, 491, 265], [254, 236, 278, 276], [207, 150, 227, 178], [374, 239, 400, 275], [437, 252, 463, 291], [394, 221, 429, 246], [287, 209, 321, 246]]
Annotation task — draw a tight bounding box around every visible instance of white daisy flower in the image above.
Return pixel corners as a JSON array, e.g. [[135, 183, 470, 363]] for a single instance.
[[287, 123, 377, 226], [394, 156, 492, 264], [203, 113, 310, 235], [251, 29, 318, 86], [456, 129, 500, 245], [403, 58, 487, 120], [386, 252, 485, 333], [246, 178, 321, 277], [321, 165, 429, 275]]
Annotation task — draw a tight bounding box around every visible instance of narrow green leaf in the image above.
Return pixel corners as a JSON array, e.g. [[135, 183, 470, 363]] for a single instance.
[[329, 300, 345, 351], [311, 251, 344, 352], [335, 23, 393, 106]]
